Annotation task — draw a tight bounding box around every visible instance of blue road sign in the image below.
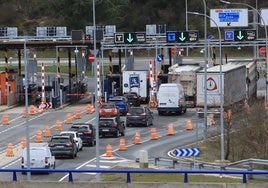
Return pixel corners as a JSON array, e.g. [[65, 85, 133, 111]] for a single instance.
[[219, 12, 239, 22], [156, 54, 162, 62], [225, 31, 234, 41], [166, 32, 177, 42], [175, 148, 200, 157]]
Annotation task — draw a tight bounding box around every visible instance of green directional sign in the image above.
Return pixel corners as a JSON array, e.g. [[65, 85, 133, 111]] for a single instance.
[[177, 31, 189, 43], [234, 30, 246, 41], [124, 33, 136, 44]]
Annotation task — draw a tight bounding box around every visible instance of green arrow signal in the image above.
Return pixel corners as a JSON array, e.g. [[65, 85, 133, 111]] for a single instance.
[[179, 32, 186, 42], [126, 33, 134, 43], [236, 31, 244, 41]]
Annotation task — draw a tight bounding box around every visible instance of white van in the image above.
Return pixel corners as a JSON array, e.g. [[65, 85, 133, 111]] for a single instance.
[[157, 83, 187, 115], [21, 143, 55, 173]]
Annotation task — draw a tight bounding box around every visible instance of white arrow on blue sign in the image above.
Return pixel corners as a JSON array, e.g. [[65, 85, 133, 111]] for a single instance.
[[156, 54, 162, 62], [175, 148, 200, 157]]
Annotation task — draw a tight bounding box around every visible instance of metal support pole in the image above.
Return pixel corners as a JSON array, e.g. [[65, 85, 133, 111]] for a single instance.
[[188, 11, 224, 161], [93, 0, 100, 182]]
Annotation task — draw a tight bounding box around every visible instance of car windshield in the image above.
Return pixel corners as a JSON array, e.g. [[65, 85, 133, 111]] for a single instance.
[[128, 108, 144, 114]]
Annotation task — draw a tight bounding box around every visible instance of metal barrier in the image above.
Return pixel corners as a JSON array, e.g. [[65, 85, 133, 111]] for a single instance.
[[0, 168, 267, 184]]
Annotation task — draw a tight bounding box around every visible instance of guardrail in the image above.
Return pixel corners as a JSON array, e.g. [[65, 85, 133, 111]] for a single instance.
[[0, 168, 267, 184]]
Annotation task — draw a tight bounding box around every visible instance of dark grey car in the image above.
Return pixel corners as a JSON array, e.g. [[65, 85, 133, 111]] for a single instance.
[[48, 135, 77, 159], [126, 106, 154, 127], [99, 116, 125, 138]]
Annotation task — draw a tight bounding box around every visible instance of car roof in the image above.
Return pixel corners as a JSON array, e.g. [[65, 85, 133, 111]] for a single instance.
[[60, 131, 77, 135], [52, 134, 71, 138]]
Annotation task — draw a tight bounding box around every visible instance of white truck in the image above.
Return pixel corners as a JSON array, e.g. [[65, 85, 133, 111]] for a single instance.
[[21, 143, 55, 174], [122, 70, 149, 103], [157, 83, 187, 115], [168, 64, 202, 107], [196, 63, 247, 116]]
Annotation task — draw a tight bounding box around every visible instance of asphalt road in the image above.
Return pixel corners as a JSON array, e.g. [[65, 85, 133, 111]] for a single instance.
[[0, 102, 207, 181]]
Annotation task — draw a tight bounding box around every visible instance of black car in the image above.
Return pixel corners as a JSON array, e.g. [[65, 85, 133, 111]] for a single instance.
[[48, 135, 77, 159], [69, 123, 96, 146], [126, 106, 154, 127], [123, 92, 141, 107], [99, 116, 125, 138]]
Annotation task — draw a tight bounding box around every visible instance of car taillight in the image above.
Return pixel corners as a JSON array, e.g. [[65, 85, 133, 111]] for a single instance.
[[21, 157, 24, 164], [45, 157, 49, 164], [140, 113, 146, 116], [111, 123, 117, 127], [133, 96, 138, 99], [83, 131, 91, 135], [126, 113, 131, 116]]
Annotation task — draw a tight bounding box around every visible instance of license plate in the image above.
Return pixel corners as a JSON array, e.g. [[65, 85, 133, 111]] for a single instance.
[[102, 129, 109, 132], [56, 145, 64, 148]]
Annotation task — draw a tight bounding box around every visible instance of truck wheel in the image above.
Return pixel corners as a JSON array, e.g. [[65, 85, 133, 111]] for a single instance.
[[158, 111, 162, 116]]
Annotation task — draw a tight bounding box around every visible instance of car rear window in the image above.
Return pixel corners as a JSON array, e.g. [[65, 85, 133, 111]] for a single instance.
[[128, 108, 144, 114], [99, 119, 113, 124], [51, 137, 70, 143], [101, 104, 116, 109]]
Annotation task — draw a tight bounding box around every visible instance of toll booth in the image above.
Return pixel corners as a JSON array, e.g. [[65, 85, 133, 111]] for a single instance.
[[0, 70, 19, 105], [103, 74, 122, 99]]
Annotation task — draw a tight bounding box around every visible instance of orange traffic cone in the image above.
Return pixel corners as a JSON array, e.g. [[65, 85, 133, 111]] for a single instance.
[[43, 126, 52, 137], [55, 120, 63, 132], [150, 128, 158, 140], [133, 132, 141, 144], [35, 130, 43, 143], [2, 114, 10, 125], [22, 108, 26, 118], [21, 136, 27, 149], [65, 113, 73, 124], [105, 144, 113, 157], [119, 138, 126, 151], [185, 119, 193, 130], [74, 107, 81, 119], [29, 105, 36, 115], [6, 143, 14, 157], [167, 124, 175, 136]]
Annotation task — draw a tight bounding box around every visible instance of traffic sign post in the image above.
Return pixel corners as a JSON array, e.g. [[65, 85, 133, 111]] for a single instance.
[[114, 33, 124, 44], [124, 33, 135, 44], [234, 30, 246, 41], [175, 148, 200, 157], [87, 53, 94, 63], [166, 32, 177, 43], [225, 31, 234, 41], [260, 47, 266, 56], [177, 31, 188, 43], [188, 30, 199, 42], [135, 32, 146, 43]]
